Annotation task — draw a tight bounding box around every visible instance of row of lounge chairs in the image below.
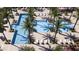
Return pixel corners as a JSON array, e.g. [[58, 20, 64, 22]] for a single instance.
[[34, 39, 50, 45], [34, 39, 74, 45]]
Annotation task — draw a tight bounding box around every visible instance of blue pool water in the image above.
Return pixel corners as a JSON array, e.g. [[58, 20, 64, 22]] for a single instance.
[[34, 19, 53, 32], [34, 19, 74, 33], [11, 14, 74, 44], [59, 21, 74, 32], [61, 21, 74, 28], [11, 14, 29, 44]]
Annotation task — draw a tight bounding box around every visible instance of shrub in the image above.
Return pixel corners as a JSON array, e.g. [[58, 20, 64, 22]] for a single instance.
[[20, 46, 35, 51], [52, 45, 64, 51]]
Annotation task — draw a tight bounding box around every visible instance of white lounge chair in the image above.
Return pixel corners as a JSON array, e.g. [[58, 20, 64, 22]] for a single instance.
[[57, 40, 63, 45], [39, 39, 43, 45], [34, 40, 39, 44], [47, 40, 50, 44], [44, 40, 48, 44], [67, 39, 71, 44]]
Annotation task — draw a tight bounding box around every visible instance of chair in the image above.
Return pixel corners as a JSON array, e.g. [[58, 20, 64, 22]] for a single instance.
[[39, 39, 43, 45], [34, 39, 38, 44], [44, 40, 48, 45]]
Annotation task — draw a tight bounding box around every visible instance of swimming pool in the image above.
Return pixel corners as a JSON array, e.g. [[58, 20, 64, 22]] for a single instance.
[[11, 14, 29, 44], [11, 14, 74, 44]]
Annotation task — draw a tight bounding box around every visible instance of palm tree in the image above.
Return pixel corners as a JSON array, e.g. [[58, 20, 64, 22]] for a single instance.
[[49, 16, 64, 43], [63, 7, 73, 23], [27, 7, 35, 21], [49, 7, 60, 21], [23, 7, 36, 43], [72, 8, 79, 30], [23, 16, 36, 43], [2, 7, 14, 31], [49, 7, 63, 43], [0, 14, 4, 31], [0, 13, 8, 42]]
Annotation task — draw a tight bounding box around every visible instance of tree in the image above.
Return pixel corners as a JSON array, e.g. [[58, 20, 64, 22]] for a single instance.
[[2, 7, 14, 31], [72, 8, 79, 30], [49, 7, 63, 43], [23, 16, 36, 43], [66, 8, 74, 20], [0, 12, 8, 42], [23, 7, 36, 43], [49, 16, 64, 43], [27, 7, 35, 21], [49, 7, 60, 21], [62, 7, 74, 23]]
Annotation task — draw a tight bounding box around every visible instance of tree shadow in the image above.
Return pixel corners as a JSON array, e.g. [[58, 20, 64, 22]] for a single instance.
[[59, 32, 79, 41], [35, 32, 57, 43], [17, 34, 28, 39], [0, 36, 5, 41], [43, 33, 54, 42], [34, 44, 52, 51]]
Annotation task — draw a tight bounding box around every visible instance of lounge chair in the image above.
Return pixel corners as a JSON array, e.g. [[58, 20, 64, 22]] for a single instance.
[[34, 39, 39, 44], [39, 39, 43, 45], [44, 40, 48, 45], [47, 40, 50, 44]]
